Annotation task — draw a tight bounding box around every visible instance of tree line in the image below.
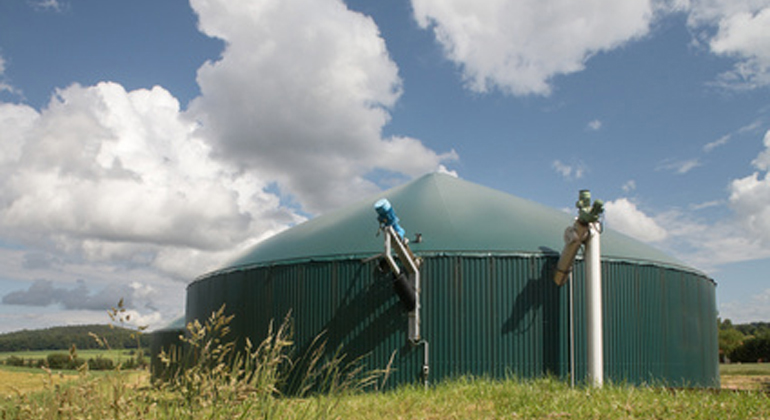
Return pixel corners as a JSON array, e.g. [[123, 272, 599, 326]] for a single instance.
[[0, 324, 149, 352], [718, 319, 770, 363]]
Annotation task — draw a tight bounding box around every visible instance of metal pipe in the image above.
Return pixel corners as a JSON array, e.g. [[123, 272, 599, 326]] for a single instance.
[[420, 340, 429, 390], [569, 273, 575, 388], [585, 223, 603, 387], [554, 223, 588, 286]]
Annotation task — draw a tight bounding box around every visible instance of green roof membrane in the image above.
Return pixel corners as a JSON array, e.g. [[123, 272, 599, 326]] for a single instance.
[[207, 173, 697, 277]]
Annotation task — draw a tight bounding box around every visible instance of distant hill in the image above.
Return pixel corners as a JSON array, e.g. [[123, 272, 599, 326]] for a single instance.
[[0, 324, 150, 352]]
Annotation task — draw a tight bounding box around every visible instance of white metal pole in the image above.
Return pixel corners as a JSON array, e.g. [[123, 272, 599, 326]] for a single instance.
[[585, 223, 603, 387], [409, 271, 421, 342]]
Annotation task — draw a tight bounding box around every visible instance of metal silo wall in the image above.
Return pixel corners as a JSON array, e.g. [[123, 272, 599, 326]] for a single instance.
[[581, 261, 719, 388], [185, 255, 718, 388], [422, 255, 569, 381]]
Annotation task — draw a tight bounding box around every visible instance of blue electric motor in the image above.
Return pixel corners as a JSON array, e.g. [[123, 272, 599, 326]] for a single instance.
[[374, 198, 406, 240]]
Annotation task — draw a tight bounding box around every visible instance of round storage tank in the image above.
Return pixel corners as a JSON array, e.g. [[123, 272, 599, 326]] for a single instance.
[[185, 173, 719, 388]]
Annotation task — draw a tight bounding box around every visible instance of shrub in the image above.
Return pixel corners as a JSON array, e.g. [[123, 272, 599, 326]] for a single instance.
[[5, 355, 24, 366], [45, 352, 86, 370], [46, 353, 70, 369], [729, 336, 770, 363], [88, 356, 115, 371]]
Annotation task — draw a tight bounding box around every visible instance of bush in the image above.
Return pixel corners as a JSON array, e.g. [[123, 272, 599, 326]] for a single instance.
[[46, 353, 70, 369], [4, 355, 24, 367], [45, 353, 86, 370], [729, 336, 770, 363], [88, 356, 115, 371], [121, 354, 147, 370]]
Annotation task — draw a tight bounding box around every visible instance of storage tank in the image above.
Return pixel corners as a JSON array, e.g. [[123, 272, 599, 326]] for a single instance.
[[180, 173, 719, 387]]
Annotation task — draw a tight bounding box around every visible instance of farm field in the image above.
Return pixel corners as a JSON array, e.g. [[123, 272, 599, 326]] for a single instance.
[[720, 363, 770, 391], [0, 348, 140, 363], [0, 367, 79, 397]]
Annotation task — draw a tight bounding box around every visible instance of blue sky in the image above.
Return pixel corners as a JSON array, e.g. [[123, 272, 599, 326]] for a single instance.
[[0, 0, 769, 332]]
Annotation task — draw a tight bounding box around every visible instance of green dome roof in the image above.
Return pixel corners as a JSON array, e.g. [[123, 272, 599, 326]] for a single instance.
[[208, 173, 695, 276]]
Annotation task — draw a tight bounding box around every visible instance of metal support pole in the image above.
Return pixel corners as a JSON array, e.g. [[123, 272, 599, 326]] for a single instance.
[[569, 271, 575, 388], [385, 226, 421, 342], [585, 223, 603, 387], [409, 271, 421, 342]]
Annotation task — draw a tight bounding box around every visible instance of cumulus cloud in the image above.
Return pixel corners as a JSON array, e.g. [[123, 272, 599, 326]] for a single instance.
[[0, 0, 456, 335], [729, 130, 770, 245], [0, 55, 22, 98], [686, 0, 770, 90], [409, 0, 770, 95], [189, 0, 456, 213], [751, 129, 770, 170], [411, 0, 655, 96], [604, 198, 668, 242], [0, 82, 301, 280]]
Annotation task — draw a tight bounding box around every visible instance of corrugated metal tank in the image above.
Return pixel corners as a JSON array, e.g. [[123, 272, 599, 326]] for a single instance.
[[183, 173, 719, 387]]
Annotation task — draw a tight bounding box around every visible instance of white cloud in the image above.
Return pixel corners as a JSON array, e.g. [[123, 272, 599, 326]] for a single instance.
[[703, 134, 731, 152], [0, 55, 21, 98], [657, 158, 702, 174], [621, 180, 637, 193], [409, 0, 770, 94], [0, 82, 301, 284], [636, 130, 770, 271], [685, 0, 770, 90], [189, 0, 455, 213], [552, 159, 586, 180], [604, 198, 668, 242], [690, 199, 723, 210], [729, 184, 770, 245], [643, 203, 770, 272], [587, 119, 603, 131], [30, 0, 66, 12], [0, 0, 457, 332], [720, 288, 770, 323], [710, 9, 770, 89], [728, 131, 770, 246], [411, 0, 655, 96], [751, 129, 770, 170], [436, 164, 459, 178]]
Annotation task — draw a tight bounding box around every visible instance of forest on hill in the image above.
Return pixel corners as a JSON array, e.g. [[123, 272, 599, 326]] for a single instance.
[[0, 324, 149, 352]]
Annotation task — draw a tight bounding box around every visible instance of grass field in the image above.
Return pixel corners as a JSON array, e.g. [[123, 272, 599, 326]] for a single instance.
[[0, 348, 141, 362], [720, 362, 770, 391], [1, 312, 767, 420], [1, 370, 768, 419]]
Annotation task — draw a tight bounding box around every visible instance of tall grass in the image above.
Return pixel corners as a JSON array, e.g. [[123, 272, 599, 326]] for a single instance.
[[338, 376, 770, 419], [2, 307, 768, 419], [1, 305, 386, 420]]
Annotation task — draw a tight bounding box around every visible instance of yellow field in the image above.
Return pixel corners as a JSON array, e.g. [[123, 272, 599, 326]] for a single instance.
[[0, 368, 79, 397], [720, 363, 770, 391]]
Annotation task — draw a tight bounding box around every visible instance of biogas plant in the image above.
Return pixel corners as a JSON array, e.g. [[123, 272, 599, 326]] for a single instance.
[[151, 173, 719, 388]]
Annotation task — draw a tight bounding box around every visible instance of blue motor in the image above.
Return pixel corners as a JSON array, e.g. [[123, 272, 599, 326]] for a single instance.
[[374, 198, 406, 240]]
